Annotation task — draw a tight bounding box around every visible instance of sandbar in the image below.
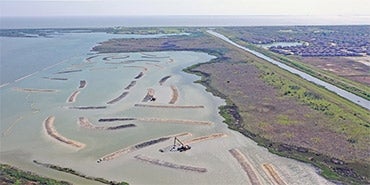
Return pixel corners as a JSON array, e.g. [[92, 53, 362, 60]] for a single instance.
[[14, 87, 57, 93], [85, 55, 98, 63], [142, 88, 155, 102], [79, 80, 87, 89], [229, 149, 261, 185], [42, 77, 68, 81], [67, 90, 80, 103], [97, 117, 212, 126], [138, 118, 212, 126], [107, 92, 129, 104], [68, 106, 107, 110], [124, 65, 148, 71], [134, 104, 204, 109], [169, 85, 178, 104], [56, 69, 82, 74], [106, 60, 159, 64], [102, 55, 129, 61], [262, 163, 287, 185], [159, 75, 171, 86], [134, 72, 144, 79], [44, 116, 85, 149], [124, 81, 136, 90], [134, 155, 207, 173], [183, 133, 227, 145], [78, 117, 135, 130]]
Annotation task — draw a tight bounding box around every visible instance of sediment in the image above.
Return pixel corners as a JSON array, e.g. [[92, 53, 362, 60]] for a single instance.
[[78, 117, 135, 130], [140, 52, 157, 57], [102, 55, 129, 61], [97, 117, 212, 126], [97, 132, 190, 163], [98, 118, 136, 122], [169, 85, 178, 104], [134, 72, 144, 79], [56, 69, 82, 74], [184, 133, 227, 145], [159, 75, 171, 86], [79, 80, 87, 88], [67, 90, 80, 103], [68, 106, 107, 110], [42, 77, 68, 81], [85, 55, 98, 63], [262, 163, 287, 185], [142, 88, 155, 102], [107, 92, 129, 104], [229, 149, 261, 185], [14, 87, 57, 93], [134, 155, 207, 173], [124, 65, 148, 71], [146, 63, 164, 69], [106, 60, 159, 64], [44, 116, 85, 149], [141, 56, 169, 59], [138, 118, 212, 126], [134, 104, 204, 109], [124, 81, 137, 90]]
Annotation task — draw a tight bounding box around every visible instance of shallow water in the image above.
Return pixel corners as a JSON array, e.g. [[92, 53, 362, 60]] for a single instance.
[[0, 34, 334, 185]]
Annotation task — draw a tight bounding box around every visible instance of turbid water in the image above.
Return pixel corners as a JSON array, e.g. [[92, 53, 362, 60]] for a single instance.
[[0, 33, 333, 185]]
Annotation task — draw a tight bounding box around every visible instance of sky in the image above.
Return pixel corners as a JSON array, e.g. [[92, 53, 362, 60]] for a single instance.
[[0, 0, 370, 17]]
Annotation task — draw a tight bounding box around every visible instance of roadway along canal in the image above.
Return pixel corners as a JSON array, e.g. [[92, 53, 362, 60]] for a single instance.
[[208, 30, 370, 110]]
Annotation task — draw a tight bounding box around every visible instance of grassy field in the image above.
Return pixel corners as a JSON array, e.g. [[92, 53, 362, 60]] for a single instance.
[[218, 28, 370, 101], [93, 28, 370, 184]]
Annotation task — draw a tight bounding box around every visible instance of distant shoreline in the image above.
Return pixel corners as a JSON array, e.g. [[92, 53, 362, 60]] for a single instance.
[[1, 15, 370, 29]]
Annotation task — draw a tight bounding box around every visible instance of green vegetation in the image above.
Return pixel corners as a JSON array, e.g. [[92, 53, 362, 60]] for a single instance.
[[0, 163, 72, 185], [33, 160, 129, 185], [243, 42, 370, 101]]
